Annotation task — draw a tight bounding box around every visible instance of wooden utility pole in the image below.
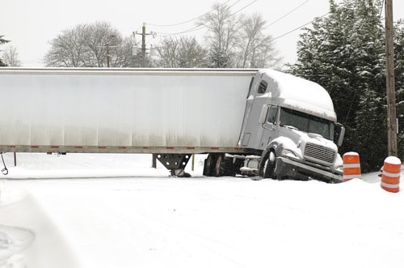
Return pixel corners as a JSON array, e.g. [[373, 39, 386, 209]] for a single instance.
[[133, 23, 155, 68], [106, 43, 110, 67], [141, 23, 146, 67], [385, 0, 397, 156], [105, 35, 116, 67]]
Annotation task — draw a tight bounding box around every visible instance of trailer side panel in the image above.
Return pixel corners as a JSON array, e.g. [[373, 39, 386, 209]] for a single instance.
[[0, 69, 254, 153]]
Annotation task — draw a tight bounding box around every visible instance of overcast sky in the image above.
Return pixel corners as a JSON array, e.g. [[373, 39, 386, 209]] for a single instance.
[[2, 0, 404, 67]]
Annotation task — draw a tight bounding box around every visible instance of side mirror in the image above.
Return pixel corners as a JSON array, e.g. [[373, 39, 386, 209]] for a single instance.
[[335, 123, 345, 147], [259, 105, 269, 124]]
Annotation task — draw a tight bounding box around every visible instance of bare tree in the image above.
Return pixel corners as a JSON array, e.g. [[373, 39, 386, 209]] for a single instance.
[[44, 24, 89, 67], [197, 3, 241, 67], [44, 22, 139, 67], [235, 13, 282, 68], [197, 4, 282, 68], [2, 46, 22, 66], [154, 37, 179, 68], [178, 37, 209, 67], [113, 37, 142, 67], [84, 22, 121, 67], [154, 36, 208, 68]]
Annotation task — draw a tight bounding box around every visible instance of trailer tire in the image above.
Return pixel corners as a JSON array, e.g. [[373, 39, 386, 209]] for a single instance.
[[263, 151, 276, 179], [203, 153, 216, 176], [206, 153, 237, 177], [214, 154, 225, 177]]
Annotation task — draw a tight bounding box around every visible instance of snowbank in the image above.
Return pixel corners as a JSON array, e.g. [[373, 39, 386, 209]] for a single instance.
[[0, 189, 80, 267], [0, 153, 404, 268]]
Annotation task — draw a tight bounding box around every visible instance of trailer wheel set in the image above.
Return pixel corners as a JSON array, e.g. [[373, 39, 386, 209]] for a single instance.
[[203, 153, 242, 177]]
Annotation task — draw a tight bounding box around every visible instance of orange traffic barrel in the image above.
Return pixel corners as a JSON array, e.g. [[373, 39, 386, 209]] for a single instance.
[[343, 152, 361, 182], [381, 156, 401, 193]]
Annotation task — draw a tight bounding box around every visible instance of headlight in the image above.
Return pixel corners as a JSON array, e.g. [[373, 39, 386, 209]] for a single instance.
[[335, 165, 343, 173], [281, 149, 298, 159]]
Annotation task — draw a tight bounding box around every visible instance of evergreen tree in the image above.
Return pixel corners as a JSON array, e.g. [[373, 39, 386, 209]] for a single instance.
[[288, 0, 394, 172], [0, 35, 10, 66], [208, 44, 231, 68], [355, 89, 387, 171]]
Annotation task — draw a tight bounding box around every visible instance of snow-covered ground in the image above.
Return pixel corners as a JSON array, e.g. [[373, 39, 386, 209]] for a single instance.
[[1, 153, 404, 268]]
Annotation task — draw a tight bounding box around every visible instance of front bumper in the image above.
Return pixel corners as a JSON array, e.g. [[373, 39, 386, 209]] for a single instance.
[[274, 156, 342, 183]]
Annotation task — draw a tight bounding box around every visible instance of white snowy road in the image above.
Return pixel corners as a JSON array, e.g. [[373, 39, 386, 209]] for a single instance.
[[1, 153, 404, 267]]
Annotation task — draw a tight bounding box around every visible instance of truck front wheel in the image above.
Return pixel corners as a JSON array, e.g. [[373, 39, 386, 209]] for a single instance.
[[263, 151, 276, 179]]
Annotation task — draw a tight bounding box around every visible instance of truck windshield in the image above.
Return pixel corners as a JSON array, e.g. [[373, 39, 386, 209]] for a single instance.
[[279, 107, 334, 140]]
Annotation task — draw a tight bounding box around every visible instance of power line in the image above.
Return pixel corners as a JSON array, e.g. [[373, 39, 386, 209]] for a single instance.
[[272, 0, 387, 42], [272, 12, 329, 41], [230, 0, 257, 16], [267, 0, 309, 28], [152, 0, 256, 37], [147, 0, 232, 27], [227, 0, 244, 11], [151, 0, 311, 40], [134, 24, 143, 32], [149, 0, 334, 42], [156, 26, 205, 37]]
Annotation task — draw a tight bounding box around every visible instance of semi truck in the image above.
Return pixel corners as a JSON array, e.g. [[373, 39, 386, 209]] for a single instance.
[[0, 68, 345, 182]]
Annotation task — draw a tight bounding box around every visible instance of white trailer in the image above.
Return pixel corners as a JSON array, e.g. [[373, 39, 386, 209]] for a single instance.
[[0, 68, 345, 181], [0, 68, 255, 175]]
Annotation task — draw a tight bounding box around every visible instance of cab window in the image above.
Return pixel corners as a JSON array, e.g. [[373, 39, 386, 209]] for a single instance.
[[267, 106, 278, 124], [258, 80, 268, 94]]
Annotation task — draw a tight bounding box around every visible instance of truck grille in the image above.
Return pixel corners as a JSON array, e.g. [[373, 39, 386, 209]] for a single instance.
[[304, 143, 336, 165]]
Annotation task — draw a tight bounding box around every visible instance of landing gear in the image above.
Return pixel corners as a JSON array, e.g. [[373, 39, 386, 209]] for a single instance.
[[155, 154, 192, 177]]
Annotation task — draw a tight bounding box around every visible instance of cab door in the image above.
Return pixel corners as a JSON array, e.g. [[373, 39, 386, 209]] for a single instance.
[[259, 105, 279, 150]]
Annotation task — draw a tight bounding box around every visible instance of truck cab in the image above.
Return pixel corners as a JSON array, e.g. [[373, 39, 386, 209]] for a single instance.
[[239, 69, 345, 182]]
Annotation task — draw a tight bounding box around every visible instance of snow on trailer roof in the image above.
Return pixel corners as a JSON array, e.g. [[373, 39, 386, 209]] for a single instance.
[[0, 67, 258, 77], [260, 69, 337, 122]]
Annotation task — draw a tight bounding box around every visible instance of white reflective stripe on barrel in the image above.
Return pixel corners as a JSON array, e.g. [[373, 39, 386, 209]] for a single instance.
[[343, 163, 361, 168], [381, 181, 400, 189], [382, 170, 401, 177]]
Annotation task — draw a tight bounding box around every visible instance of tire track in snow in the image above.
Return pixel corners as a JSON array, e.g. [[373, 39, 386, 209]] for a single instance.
[[0, 224, 35, 267]]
